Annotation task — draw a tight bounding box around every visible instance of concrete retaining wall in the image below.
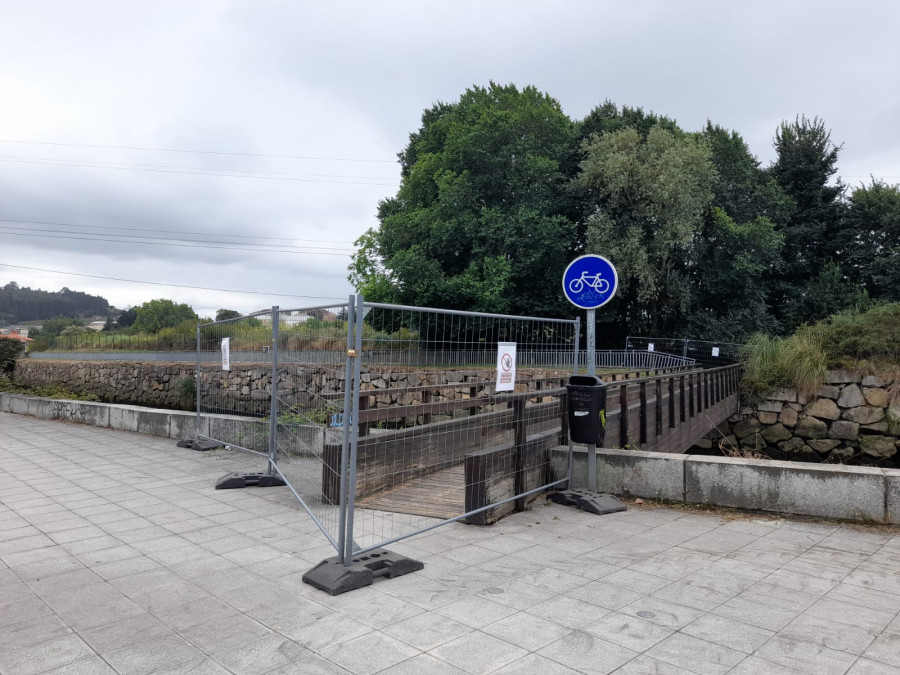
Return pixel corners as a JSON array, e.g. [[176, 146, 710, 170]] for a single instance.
[[572, 446, 900, 524]]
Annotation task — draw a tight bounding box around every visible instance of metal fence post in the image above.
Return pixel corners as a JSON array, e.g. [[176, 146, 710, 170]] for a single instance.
[[195, 321, 201, 438], [343, 294, 365, 565], [337, 295, 356, 565], [268, 306, 279, 476]]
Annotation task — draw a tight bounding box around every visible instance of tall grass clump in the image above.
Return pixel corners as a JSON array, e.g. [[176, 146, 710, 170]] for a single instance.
[[743, 302, 900, 395], [742, 329, 827, 397]]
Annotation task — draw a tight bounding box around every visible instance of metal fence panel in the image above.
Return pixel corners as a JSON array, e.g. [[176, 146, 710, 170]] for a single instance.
[[625, 336, 744, 370], [269, 302, 353, 553], [197, 310, 274, 458], [343, 300, 579, 555]]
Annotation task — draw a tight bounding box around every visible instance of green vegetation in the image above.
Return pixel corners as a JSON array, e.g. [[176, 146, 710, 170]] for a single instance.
[[0, 282, 110, 322], [742, 303, 900, 395], [352, 87, 900, 344], [0, 375, 100, 401], [0, 337, 25, 374]]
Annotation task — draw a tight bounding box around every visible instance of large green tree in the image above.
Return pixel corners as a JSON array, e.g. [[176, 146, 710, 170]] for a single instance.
[[846, 179, 900, 301], [769, 116, 853, 329], [132, 299, 197, 333], [576, 125, 717, 337], [686, 208, 783, 340], [350, 83, 576, 316]]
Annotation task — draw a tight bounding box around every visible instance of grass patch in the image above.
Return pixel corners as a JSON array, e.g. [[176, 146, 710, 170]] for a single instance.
[[0, 375, 101, 402], [743, 302, 900, 395]]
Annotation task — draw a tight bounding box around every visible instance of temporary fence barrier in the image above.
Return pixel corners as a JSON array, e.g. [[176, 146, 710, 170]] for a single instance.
[[196, 299, 727, 594], [625, 336, 744, 370]]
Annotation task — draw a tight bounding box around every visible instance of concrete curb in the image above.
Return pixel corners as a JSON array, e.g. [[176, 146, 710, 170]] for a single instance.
[[0, 393, 198, 440], [571, 446, 900, 524]]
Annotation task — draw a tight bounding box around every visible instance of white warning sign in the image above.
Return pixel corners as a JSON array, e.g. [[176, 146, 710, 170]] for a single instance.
[[221, 337, 231, 371], [495, 342, 517, 392]]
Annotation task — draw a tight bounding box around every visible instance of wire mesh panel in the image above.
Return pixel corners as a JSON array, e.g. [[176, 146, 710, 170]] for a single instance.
[[344, 302, 579, 555], [271, 303, 352, 551], [197, 310, 274, 457], [625, 336, 744, 369]]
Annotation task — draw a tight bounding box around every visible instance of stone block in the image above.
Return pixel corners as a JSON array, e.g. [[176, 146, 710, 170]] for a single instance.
[[842, 406, 884, 425], [817, 385, 840, 399], [109, 406, 140, 433], [733, 418, 761, 439], [740, 434, 766, 452], [779, 408, 798, 427], [767, 388, 797, 403], [887, 469, 900, 525], [861, 421, 889, 433], [807, 439, 840, 453], [804, 398, 840, 421], [837, 384, 865, 408], [862, 375, 885, 388], [758, 411, 779, 425], [685, 455, 886, 522], [761, 423, 792, 443], [778, 437, 807, 454], [825, 370, 859, 384], [829, 420, 860, 441], [860, 435, 897, 459], [863, 388, 889, 408], [757, 401, 784, 413], [169, 412, 198, 440], [574, 448, 687, 501], [795, 416, 828, 439]]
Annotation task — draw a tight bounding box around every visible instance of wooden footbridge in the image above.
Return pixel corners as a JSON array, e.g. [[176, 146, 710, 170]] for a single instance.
[[327, 364, 742, 523]]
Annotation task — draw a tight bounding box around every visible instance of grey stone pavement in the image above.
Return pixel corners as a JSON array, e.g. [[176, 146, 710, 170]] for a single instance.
[[1, 413, 900, 675]]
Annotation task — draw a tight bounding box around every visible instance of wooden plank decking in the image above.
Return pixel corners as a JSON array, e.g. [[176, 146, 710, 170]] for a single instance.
[[355, 464, 465, 519]]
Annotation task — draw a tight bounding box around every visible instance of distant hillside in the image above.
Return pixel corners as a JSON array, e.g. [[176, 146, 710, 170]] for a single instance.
[[0, 282, 112, 322]]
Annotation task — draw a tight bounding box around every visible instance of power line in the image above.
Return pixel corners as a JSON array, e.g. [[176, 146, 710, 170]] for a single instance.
[[0, 217, 355, 245], [0, 263, 347, 300], [0, 224, 354, 253], [0, 154, 397, 182], [0, 138, 397, 164], [0, 230, 353, 255], [0, 156, 399, 186]]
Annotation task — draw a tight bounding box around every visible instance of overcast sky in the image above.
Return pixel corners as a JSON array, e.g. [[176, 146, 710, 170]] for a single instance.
[[1, 0, 898, 319]]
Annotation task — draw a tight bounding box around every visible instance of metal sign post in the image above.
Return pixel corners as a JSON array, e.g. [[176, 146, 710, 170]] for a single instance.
[[562, 255, 619, 492]]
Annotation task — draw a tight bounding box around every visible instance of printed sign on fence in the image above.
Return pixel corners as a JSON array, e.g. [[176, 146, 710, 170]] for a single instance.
[[221, 337, 230, 371], [496, 342, 517, 392], [712, 347, 720, 357]]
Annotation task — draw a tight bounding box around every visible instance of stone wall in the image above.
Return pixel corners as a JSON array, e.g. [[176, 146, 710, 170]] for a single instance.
[[699, 371, 900, 463], [13, 360, 196, 409], [12, 359, 568, 414]]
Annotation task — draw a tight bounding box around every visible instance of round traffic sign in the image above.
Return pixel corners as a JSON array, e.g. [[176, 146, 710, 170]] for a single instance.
[[562, 254, 618, 309]]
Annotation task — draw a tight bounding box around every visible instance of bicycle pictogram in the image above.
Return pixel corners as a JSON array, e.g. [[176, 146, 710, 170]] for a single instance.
[[568, 271, 610, 295]]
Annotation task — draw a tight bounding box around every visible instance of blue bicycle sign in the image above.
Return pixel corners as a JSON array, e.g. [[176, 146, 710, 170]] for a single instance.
[[562, 255, 618, 309]]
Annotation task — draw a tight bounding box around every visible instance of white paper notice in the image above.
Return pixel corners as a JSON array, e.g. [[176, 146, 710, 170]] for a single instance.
[[648, 343, 655, 352], [221, 337, 231, 371], [712, 346, 720, 357], [496, 342, 517, 392]]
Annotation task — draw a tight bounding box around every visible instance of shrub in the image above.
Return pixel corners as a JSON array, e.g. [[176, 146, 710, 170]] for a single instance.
[[0, 337, 25, 374], [743, 302, 900, 394]]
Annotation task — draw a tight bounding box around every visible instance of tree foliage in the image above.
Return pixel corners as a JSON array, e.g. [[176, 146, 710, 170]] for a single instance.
[[0, 282, 110, 322], [577, 125, 716, 336], [350, 86, 898, 345], [350, 82, 576, 316], [215, 309, 242, 322], [0, 337, 25, 374], [132, 299, 197, 334]]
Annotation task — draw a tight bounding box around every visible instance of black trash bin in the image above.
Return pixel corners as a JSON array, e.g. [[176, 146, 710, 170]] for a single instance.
[[566, 375, 608, 444]]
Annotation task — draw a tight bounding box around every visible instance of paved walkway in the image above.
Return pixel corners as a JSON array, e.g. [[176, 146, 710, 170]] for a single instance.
[[1, 412, 899, 675]]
